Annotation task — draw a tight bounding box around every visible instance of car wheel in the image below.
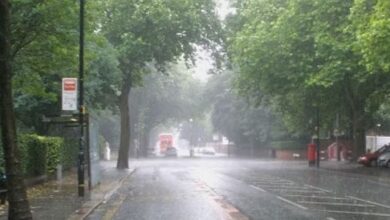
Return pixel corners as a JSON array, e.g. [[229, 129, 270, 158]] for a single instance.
[[370, 160, 377, 167]]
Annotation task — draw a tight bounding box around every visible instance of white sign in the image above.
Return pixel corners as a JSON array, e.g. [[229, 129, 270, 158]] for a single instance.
[[62, 78, 78, 111]]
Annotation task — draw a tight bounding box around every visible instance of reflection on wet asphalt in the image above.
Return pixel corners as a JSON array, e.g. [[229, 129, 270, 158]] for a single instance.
[[87, 159, 390, 220]]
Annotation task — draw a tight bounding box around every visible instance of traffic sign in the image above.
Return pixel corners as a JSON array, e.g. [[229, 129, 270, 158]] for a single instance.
[[62, 78, 78, 111]]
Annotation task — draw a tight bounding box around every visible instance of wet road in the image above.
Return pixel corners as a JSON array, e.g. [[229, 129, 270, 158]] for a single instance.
[[87, 159, 390, 220]]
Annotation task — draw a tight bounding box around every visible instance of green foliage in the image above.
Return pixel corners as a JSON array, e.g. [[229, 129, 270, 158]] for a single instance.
[[19, 135, 47, 177], [227, 0, 390, 154], [10, 0, 121, 132], [62, 139, 78, 170], [270, 140, 307, 150], [103, 0, 223, 84], [130, 62, 205, 150], [204, 70, 281, 147], [0, 134, 74, 177]]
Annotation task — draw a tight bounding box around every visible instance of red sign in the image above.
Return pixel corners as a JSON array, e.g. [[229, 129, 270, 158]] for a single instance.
[[63, 79, 76, 91], [62, 78, 78, 111]]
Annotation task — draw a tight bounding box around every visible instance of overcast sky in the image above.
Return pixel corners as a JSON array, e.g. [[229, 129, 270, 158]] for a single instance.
[[191, 0, 233, 82]]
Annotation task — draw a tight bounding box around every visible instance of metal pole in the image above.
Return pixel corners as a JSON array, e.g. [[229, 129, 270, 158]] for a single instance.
[[86, 115, 91, 191], [316, 106, 320, 168], [78, 0, 85, 197], [336, 113, 340, 161]]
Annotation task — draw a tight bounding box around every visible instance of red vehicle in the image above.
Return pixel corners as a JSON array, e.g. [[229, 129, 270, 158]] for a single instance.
[[159, 133, 173, 154], [358, 145, 390, 167]]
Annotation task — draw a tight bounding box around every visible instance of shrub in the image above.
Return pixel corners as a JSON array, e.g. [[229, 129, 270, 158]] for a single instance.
[[0, 134, 79, 177], [270, 140, 307, 150], [62, 138, 78, 170], [19, 134, 66, 176], [19, 134, 48, 177]]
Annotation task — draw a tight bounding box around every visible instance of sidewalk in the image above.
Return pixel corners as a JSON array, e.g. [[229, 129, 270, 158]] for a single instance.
[[0, 160, 135, 220]]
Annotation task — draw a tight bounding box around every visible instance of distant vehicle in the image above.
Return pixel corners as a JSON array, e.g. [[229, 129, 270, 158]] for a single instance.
[[201, 147, 216, 155], [377, 152, 390, 168], [159, 133, 173, 154], [164, 147, 178, 157], [358, 144, 390, 167]]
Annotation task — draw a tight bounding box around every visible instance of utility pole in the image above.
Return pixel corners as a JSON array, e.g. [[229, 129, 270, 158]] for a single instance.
[[78, 0, 85, 197], [336, 113, 340, 161], [316, 106, 320, 168]]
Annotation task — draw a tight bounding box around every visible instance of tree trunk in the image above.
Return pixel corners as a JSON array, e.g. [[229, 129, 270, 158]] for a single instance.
[[116, 84, 131, 169], [141, 129, 150, 157], [0, 1, 33, 219], [352, 107, 366, 159], [129, 118, 136, 158]]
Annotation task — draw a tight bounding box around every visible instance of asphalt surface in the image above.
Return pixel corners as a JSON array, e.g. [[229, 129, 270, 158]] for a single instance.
[[86, 159, 390, 220]]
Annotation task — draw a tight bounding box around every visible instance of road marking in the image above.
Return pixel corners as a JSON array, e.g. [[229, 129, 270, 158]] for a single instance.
[[347, 196, 390, 209], [368, 179, 390, 187], [254, 182, 295, 186], [259, 186, 311, 190], [326, 217, 336, 220], [270, 189, 325, 194], [276, 196, 308, 210], [250, 185, 266, 192], [319, 210, 390, 217], [304, 184, 332, 193], [284, 195, 351, 200], [297, 201, 375, 207], [102, 195, 127, 220]]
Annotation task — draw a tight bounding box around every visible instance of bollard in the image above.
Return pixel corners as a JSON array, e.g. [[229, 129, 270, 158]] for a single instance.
[[56, 164, 63, 181]]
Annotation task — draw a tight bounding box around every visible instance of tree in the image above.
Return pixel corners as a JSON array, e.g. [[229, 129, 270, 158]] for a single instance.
[[204, 70, 276, 149], [227, 0, 390, 157], [0, 0, 33, 218], [102, 0, 223, 169], [350, 0, 390, 74], [130, 62, 204, 156]]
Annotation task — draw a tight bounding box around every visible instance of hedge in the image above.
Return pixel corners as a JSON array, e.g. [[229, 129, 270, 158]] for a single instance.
[[0, 134, 78, 177], [270, 140, 307, 150]]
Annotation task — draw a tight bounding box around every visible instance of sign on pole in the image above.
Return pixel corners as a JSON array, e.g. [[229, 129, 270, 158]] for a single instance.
[[62, 78, 78, 111]]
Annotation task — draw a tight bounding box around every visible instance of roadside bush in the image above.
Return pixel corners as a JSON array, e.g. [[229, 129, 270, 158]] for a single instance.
[[0, 134, 79, 177], [19, 134, 67, 176], [62, 138, 78, 170], [270, 140, 307, 150], [19, 134, 48, 177], [45, 136, 64, 174]]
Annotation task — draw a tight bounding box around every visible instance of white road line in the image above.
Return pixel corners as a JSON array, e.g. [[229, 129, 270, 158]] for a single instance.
[[297, 201, 375, 207], [319, 210, 390, 217], [348, 196, 390, 209], [304, 184, 332, 193], [250, 185, 266, 192], [254, 183, 296, 187], [253, 181, 294, 184], [326, 217, 336, 220], [270, 189, 325, 194], [260, 186, 311, 190], [368, 179, 390, 187], [276, 196, 308, 210], [284, 195, 351, 200]]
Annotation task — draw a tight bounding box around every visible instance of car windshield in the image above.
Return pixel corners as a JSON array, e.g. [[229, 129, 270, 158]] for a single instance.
[[2, 0, 390, 220]]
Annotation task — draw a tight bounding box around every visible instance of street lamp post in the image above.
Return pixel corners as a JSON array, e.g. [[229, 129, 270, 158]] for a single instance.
[[315, 105, 320, 168], [375, 123, 381, 151], [78, 0, 85, 197], [189, 118, 193, 157]]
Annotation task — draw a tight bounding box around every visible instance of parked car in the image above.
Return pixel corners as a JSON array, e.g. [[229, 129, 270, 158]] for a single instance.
[[164, 147, 178, 157], [358, 144, 390, 167], [377, 152, 390, 168], [201, 147, 216, 155]]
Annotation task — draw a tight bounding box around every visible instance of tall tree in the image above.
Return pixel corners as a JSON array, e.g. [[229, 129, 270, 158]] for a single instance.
[[228, 0, 390, 157], [130, 63, 204, 156], [0, 0, 32, 218], [102, 0, 222, 169]]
